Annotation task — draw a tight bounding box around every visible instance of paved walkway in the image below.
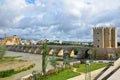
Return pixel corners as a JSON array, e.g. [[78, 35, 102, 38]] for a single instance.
[[107, 68, 120, 80], [4, 51, 53, 80], [97, 58, 120, 80]]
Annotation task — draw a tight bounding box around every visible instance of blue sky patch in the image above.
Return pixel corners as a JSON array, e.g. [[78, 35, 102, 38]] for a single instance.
[[25, 0, 35, 4]]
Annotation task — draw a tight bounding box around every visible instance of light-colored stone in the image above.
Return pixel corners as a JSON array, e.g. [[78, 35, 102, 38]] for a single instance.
[[98, 58, 120, 80], [93, 27, 117, 48], [21, 74, 33, 80], [0, 34, 21, 45], [107, 68, 120, 80]]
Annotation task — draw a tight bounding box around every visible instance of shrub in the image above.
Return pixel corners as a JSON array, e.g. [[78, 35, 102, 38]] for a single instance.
[[0, 69, 15, 78], [81, 60, 86, 64], [46, 69, 57, 76], [35, 72, 43, 80], [50, 54, 57, 69], [57, 68, 63, 73], [16, 63, 35, 73], [0, 45, 7, 59], [74, 48, 78, 55], [73, 63, 80, 68]]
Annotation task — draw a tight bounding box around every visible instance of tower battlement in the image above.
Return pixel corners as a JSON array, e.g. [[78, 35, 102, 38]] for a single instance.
[[93, 26, 118, 48]]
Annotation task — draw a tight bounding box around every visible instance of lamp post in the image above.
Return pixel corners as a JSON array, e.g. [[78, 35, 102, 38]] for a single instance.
[[109, 54, 114, 66], [85, 49, 92, 80], [32, 70, 37, 80], [85, 60, 91, 80]]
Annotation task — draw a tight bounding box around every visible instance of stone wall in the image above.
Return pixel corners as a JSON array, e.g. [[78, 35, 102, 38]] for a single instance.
[[93, 27, 118, 48], [92, 48, 120, 60]]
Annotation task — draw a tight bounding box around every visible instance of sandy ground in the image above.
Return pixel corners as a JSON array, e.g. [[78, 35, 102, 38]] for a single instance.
[[0, 51, 53, 80], [0, 61, 33, 71]]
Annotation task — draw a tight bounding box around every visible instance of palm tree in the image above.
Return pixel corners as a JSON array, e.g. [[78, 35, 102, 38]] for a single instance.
[[50, 54, 57, 69], [42, 44, 48, 75]]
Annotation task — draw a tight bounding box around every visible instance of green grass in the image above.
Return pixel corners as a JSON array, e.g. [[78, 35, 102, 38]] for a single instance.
[[41, 63, 108, 80], [77, 63, 108, 72], [0, 56, 22, 63], [0, 63, 35, 78], [43, 69, 79, 80]]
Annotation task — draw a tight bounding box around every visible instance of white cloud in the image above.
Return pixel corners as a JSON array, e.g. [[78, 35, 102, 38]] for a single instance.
[[0, 0, 120, 42]]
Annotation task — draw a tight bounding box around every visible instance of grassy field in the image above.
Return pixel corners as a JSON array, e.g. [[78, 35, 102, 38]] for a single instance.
[[41, 63, 108, 80]]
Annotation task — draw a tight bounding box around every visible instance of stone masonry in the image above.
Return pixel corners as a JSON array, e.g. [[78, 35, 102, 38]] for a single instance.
[[93, 27, 117, 48]]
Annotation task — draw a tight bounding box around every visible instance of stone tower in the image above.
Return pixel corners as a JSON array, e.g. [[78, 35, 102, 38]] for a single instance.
[[93, 27, 117, 48], [111, 28, 118, 48]]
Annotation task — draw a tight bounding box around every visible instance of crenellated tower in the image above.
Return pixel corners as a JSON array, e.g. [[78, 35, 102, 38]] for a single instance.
[[93, 27, 117, 48], [93, 27, 104, 48], [104, 27, 111, 48], [111, 27, 117, 48]]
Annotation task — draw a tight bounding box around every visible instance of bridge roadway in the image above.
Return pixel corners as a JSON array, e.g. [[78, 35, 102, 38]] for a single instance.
[[7, 45, 93, 58]]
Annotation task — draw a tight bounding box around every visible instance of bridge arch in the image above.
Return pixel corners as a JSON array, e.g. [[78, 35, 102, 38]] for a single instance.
[[57, 48, 64, 57], [48, 48, 54, 55]]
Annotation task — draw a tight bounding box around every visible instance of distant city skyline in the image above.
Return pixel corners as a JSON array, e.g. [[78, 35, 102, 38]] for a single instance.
[[0, 0, 120, 42]]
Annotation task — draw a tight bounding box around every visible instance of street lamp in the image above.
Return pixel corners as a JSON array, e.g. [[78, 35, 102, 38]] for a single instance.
[[32, 70, 37, 80], [109, 54, 114, 66], [85, 49, 92, 80], [85, 60, 91, 80]]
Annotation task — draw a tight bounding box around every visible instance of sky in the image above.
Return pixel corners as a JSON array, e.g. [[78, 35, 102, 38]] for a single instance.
[[0, 0, 120, 42]]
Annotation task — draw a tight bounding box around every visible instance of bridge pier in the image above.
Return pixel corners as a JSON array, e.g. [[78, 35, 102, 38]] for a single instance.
[[6, 45, 93, 59]]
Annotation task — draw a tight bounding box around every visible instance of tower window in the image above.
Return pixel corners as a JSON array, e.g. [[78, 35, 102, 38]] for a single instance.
[[97, 32, 99, 34], [97, 45, 99, 48], [98, 40, 99, 42]]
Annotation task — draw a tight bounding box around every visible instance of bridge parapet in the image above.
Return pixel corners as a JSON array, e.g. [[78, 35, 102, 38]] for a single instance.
[[7, 45, 93, 58]]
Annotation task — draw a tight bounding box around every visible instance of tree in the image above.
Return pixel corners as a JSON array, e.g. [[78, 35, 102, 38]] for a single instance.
[[42, 44, 48, 75], [0, 45, 7, 59], [50, 54, 57, 69], [63, 55, 70, 67], [64, 56, 70, 66], [93, 49, 98, 60], [88, 42, 92, 47], [74, 48, 78, 55], [87, 49, 92, 59], [115, 50, 120, 59]]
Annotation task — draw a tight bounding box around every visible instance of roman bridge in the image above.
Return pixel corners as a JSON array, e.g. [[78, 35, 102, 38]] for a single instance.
[[7, 45, 93, 58]]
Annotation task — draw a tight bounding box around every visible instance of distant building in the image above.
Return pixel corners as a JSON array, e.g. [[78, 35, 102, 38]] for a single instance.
[[81, 42, 93, 46], [36, 39, 49, 45], [31, 40, 37, 45], [93, 27, 118, 48], [48, 40, 61, 44], [20, 40, 30, 45], [0, 34, 21, 45], [20, 40, 38, 45], [62, 41, 81, 45]]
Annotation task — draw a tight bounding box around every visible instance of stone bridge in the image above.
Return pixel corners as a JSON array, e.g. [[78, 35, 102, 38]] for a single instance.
[[7, 45, 93, 58]]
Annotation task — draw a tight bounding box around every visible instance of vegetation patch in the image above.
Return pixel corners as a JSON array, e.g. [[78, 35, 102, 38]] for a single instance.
[[0, 57, 35, 78], [35, 62, 108, 80], [0, 69, 15, 78]]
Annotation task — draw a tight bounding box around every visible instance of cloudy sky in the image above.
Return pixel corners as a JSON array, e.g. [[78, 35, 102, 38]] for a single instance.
[[0, 0, 120, 42]]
